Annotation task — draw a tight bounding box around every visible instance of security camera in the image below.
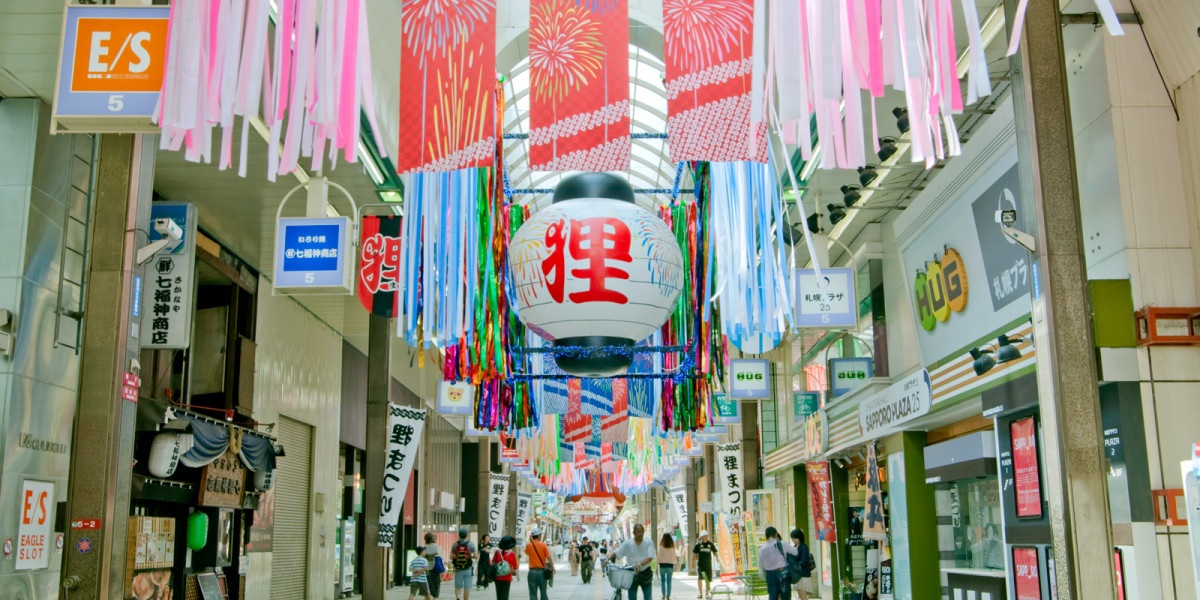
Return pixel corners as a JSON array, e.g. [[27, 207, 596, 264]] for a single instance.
[[999, 209, 1017, 227], [137, 218, 185, 266], [995, 208, 1036, 253]]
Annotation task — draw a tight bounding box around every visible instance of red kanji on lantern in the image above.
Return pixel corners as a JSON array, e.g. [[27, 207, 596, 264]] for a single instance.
[[542, 217, 633, 304], [360, 233, 403, 293]]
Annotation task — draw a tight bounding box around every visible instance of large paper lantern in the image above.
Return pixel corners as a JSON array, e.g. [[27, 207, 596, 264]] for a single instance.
[[509, 173, 684, 377], [147, 432, 186, 478]]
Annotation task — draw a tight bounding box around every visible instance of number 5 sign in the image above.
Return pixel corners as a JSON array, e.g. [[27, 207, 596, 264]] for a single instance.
[[794, 268, 858, 328], [53, 6, 169, 132]]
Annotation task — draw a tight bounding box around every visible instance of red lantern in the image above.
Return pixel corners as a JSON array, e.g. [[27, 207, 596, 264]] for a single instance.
[[509, 174, 684, 376]]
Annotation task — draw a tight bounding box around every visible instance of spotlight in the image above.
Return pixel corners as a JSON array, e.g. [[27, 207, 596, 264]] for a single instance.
[[969, 347, 996, 376], [893, 107, 909, 133], [858, 165, 878, 187], [996, 335, 1025, 363], [878, 137, 898, 161], [841, 185, 861, 207], [827, 204, 847, 226], [807, 213, 822, 234]]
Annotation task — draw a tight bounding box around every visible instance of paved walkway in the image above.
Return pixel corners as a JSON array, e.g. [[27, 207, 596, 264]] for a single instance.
[[346, 564, 717, 600]]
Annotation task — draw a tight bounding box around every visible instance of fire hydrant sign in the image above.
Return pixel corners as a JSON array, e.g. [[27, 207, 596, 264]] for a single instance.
[[53, 6, 169, 130], [16, 480, 54, 570], [794, 268, 858, 328]]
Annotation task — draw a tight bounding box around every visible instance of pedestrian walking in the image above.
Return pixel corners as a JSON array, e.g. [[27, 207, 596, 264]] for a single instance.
[[424, 532, 444, 599], [578, 536, 596, 583], [491, 536, 519, 600], [657, 533, 677, 600], [789, 529, 816, 600], [758, 527, 797, 600], [613, 524, 656, 600], [408, 546, 433, 600], [450, 528, 477, 600], [692, 531, 717, 599], [476, 534, 493, 590], [570, 541, 580, 575], [525, 528, 555, 600]]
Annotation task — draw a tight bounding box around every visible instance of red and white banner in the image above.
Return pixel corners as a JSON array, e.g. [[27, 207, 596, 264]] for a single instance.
[[1012, 547, 1041, 600], [563, 381, 593, 443], [528, 0, 630, 171], [600, 387, 629, 443], [662, 0, 766, 163], [396, 0, 497, 173], [358, 215, 402, 317], [807, 462, 837, 543], [1011, 416, 1043, 518]]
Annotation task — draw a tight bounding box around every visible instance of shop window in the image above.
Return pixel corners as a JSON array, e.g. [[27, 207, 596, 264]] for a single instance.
[[936, 478, 1004, 571]]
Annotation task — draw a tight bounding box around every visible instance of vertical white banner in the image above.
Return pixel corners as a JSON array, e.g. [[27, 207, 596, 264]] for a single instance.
[[514, 492, 533, 540], [669, 484, 690, 541], [716, 443, 745, 522], [487, 473, 511, 539], [379, 405, 426, 547]]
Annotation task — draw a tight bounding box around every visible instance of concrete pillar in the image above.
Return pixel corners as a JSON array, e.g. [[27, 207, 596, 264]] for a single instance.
[[60, 133, 154, 599], [478, 440, 491, 536], [362, 314, 391, 599], [1005, 0, 1117, 597]]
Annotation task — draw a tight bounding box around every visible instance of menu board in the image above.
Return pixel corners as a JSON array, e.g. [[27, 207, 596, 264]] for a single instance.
[[1010, 417, 1043, 518], [1012, 546, 1041, 600], [198, 449, 247, 508]]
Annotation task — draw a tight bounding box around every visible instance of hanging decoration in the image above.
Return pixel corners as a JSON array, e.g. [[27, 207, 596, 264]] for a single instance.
[[358, 215, 403, 317], [379, 405, 426, 547], [155, 0, 387, 178], [528, 0, 630, 171], [396, 0, 497, 173], [508, 173, 684, 377], [662, 0, 767, 163], [708, 160, 793, 354]]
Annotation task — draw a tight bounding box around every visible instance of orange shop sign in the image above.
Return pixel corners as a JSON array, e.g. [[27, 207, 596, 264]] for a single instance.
[[54, 6, 169, 127]]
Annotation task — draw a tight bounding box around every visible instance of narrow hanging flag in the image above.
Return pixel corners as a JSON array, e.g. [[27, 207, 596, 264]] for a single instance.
[[486, 473, 511, 539], [396, 0, 498, 173], [379, 405, 426, 547], [528, 0, 630, 171], [662, 0, 767, 163], [358, 215, 403, 317]]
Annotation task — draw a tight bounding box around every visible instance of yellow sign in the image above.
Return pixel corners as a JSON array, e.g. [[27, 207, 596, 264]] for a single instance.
[[914, 247, 969, 331]]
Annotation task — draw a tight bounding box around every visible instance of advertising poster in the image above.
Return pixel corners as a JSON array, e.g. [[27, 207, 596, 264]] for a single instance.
[[716, 513, 737, 579], [16, 480, 54, 570], [863, 445, 888, 542], [1012, 547, 1041, 600], [1011, 416, 1044, 518], [806, 462, 837, 543]]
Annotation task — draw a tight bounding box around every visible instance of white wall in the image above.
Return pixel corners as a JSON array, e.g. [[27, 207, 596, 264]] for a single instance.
[[246, 279, 344, 600]]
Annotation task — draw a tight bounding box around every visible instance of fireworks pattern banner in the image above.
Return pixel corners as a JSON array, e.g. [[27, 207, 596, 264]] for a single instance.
[[662, 0, 767, 163], [396, 0, 497, 173], [527, 0, 630, 171]]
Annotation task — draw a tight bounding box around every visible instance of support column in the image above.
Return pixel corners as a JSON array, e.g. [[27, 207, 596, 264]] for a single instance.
[[477, 439, 491, 536], [362, 314, 391, 600], [61, 134, 154, 598], [1005, 1, 1116, 597]]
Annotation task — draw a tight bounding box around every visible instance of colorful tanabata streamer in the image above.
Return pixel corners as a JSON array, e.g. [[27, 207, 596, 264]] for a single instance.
[[662, 0, 767, 163], [396, 0, 497, 173], [528, 0, 630, 171], [155, 0, 386, 179]]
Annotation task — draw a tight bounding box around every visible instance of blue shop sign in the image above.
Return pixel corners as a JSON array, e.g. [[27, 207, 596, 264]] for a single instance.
[[274, 217, 351, 291]]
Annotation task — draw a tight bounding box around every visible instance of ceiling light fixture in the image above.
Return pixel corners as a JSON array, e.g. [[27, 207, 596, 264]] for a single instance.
[[893, 107, 910, 134], [807, 213, 823, 234], [969, 347, 996, 376], [841, 185, 862, 207], [827, 204, 847, 226], [878, 137, 898, 161], [996, 335, 1025, 363], [858, 165, 878, 186]]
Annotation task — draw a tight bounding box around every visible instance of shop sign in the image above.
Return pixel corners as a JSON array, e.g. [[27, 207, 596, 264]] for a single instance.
[[795, 268, 858, 327], [863, 446, 887, 542], [141, 203, 197, 349], [714, 393, 741, 424], [806, 462, 836, 543], [1011, 416, 1044, 518], [913, 248, 969, 332], [437, 380, 474, 416], [858, 370, 933, 438], [16, 480, 54, 570], [793, 392, 820, 422], [379, 405, 425, 547], [716, 443, 744, 520], [1012, 546, 1041, 600], [730, 360, 770, 399], [357, 215, 403, 316], [53, 6, 170, 129], [803, 411, 826, 460], [273, 216, 353, 293], [829, 357, 873, 397], [499, 432, 520, 463], [198, 449, 246, 508], [970, 166, 1030, 311], [487, 473, 511, 539]]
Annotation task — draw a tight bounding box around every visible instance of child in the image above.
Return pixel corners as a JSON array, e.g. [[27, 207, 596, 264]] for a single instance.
[[410, 546, 433, 600]]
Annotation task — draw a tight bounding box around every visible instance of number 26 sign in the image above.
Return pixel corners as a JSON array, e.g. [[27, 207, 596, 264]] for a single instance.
[[795, 268, 858, 328]]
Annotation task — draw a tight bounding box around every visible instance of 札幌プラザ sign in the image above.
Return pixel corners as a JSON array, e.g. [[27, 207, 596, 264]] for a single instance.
[[858, 370, 932, 438]]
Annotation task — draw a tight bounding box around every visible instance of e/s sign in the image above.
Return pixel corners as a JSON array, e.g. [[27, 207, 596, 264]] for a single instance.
[[16, 480, 55, 570]]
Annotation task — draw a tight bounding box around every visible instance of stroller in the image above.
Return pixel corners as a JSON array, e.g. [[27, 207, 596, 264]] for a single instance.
[[606, 564, 637, 600]]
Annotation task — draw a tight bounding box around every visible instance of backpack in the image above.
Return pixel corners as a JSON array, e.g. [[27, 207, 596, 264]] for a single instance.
[[800, 546, 816, 575], [492, 551, 512, 577], [452, 541, 474, 570], [781, 542, 804, 584]]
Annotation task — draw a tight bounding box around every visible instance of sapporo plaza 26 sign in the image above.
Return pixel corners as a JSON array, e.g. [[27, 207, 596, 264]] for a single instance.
[[913, 247, 969, 331]]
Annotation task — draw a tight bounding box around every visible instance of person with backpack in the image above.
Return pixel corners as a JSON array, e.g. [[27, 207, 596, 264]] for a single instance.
[[450, 528, 478, 600], [788, 529, 816, 600], [491, 536, 519, 600], [757, 526, 798, 600], [424, 532, 444, 599]]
